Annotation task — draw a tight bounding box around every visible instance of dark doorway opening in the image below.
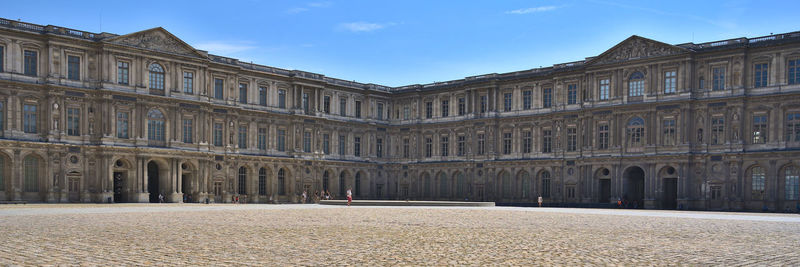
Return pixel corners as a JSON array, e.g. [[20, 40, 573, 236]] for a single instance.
[[624, 166, 645, 208], [148, 161, 160, 203], [599, 179, 611, 203], [182, 174, 191, 203], [113, 172, 125, 203], [663, 178, 678, 209]]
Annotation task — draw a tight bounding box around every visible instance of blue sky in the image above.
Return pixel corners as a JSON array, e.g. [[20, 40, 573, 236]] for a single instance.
[[3, 0, 799, 86]]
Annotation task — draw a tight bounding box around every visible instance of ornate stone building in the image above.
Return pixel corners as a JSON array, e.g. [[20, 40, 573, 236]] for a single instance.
[[1, 18, 799, 210]]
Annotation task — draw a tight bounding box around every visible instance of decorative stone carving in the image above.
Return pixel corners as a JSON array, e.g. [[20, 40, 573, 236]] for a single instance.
[[594, 37, 685, 65], [111, 29, 198, 57]]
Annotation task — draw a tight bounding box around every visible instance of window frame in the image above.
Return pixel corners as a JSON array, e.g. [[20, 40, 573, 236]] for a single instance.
[[67, 55, 81, 81], [183, 71, 194, 94]]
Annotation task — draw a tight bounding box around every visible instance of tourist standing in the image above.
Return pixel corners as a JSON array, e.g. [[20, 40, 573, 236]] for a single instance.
[[158, 193, 164, 203], [302, 190, 308, 204], [346, 188, 353, 206], [537, 195, 543, 207]]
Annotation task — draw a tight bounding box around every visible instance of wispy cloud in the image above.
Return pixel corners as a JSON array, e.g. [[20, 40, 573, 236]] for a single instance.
[[287, 1, 333, 14], [194, 41, 257, 55], [338, 22, 396, 33], [506, 6, 558, 14], [588, 0, 737, 29]]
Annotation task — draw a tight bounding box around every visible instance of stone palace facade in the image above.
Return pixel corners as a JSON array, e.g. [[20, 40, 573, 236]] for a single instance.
[[1, 18, 799, 211]]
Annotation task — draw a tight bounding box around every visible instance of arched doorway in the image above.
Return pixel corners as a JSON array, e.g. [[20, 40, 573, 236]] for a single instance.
[[147, 161, 160, 203], [624, 166, 645, 208], [180, 162, 195, 203], [595, 168, 612, 203], [660, 166, 678, 209]]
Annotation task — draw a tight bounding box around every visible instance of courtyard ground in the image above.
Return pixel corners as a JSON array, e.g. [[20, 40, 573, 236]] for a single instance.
[[0, 204, 798, 265]]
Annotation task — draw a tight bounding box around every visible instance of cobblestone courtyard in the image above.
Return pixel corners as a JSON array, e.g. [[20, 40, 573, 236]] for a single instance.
[[1, 204, 799, 265]]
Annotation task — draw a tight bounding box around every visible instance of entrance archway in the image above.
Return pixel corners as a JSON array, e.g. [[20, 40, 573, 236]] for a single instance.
[[595, 167, 612, 203], [660, 166, 678, 209], [624, 166, 645, 208], [148, 161, 160, 203]]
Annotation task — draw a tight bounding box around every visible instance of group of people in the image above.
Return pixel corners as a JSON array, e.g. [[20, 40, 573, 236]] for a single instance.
[[300, 188, 353, 206], [616, 197, 639, 209]]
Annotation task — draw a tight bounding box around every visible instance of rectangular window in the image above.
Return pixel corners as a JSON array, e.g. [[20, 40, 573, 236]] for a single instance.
[[214, 78, 224, 99], [567, 127, 577, 152], [598, 124, 609, 149], [303, 131, 311, 152], [238, 125, 248, 148], [277, 129, 286, 151], [339, 135, 346, 155], [663, 119, 676, 146], [278, 89, 286, 108], [403, 106, 410, 120], [752, 114, 768, 144], [354, 136, 361, 157], [523, 90, 532, 110], [712, 67, 725, 91], [457, 135, 466, 156], [542, 178, 551, 198], [503, 132, 512, 154], [567, 186, 575, 199], [116, 112, 129, 139], [441, 100, 449, 117], [786, 112, 800, 142], [664, 71, 676, 94], [425, 137, 433, 158], [323, 133, 330, 154], [339, 97, 347, 116], [23, 104, 36, 133], [440, 136, 449, 157], [567, 84, 577, 105], [503, 93, 512, 112], [425, 102, 433, 119], [182, 119, 193, 144], [523, 131, 532, 153], [786, 171, 800, 200], [67, 55, 80, 81], [754, 63, 768, 88], [67, 107, 80, 136], [183, 72, 193, 94], [355, 101, 361, 118], [458, 97, 466, 116], [699, 77, 705, 89], [599, 79, 609, 100], [239, 83, 248, 104], [403, 138, 410, 158], [711, 116, 724, 145], [302, 93, 309, 114], [377, 138, 383, 158], [480, 95, 487, 113], [752, 168, 765, 200], [259, 87, 267, 106], [477, 133, 485, 155], [377, 103, 384, 120], [258, 128, 267, 150], [117, 61, 129, 85], [790, 59, 800, 85], [323, 95, 331, 114], [213, 123, 223, 147], [24, 50, 37, 76], [542, 129, 552, 153], [543, 88, 552, 108], [711, 186, 721, 200]]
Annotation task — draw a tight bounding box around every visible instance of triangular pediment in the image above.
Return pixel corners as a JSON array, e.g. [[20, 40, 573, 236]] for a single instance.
[[105, 28, 205, 58], [588, 35, 689, 65]]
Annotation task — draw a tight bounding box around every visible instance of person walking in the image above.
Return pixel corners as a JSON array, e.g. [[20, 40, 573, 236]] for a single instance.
[[158, 193, 164, 203], [346, 188, 353, 206], [537, 195, 543, 207], [302, 190, 308, 204]]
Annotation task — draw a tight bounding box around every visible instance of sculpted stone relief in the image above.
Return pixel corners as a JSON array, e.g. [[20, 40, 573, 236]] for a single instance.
[[595, 37, 684, 64], [113, 30, 197, 57]]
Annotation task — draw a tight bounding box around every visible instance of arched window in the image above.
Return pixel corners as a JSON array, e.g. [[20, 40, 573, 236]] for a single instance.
[[541, 171, 551, 198], [339, 172, 346, 196], [277, 168, 286, 195], [627, 117, 645, 147], [258, 168, 267, 196], [501, 171, 511, 198], [438, 172, 448, 198], [149, 63, 165, 90], [785, 166, 799, 200], [23, 155, 39, 192], [147, 109, 165, 142], [628, 71, 644, 97], [455, 172, 466, 198], [322, 171, 329, 192], [751, 166, 765, 200], [520, 171, 530, 199], [355, 172, 362, 197], [238, 166, 247, 195]]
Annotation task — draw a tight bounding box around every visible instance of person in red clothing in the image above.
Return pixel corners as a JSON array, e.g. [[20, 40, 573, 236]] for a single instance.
[[346, 187, 353, 206]]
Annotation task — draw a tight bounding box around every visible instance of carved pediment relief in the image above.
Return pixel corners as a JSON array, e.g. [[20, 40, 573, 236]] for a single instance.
[[589, 36, 688, 65], [106, 28, 204, 58]]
